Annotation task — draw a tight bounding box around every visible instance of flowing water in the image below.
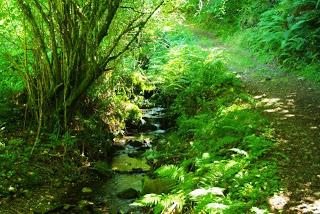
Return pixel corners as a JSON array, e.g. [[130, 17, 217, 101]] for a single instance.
[[60, 106, 167, 213], [99, 106, 166, 213]]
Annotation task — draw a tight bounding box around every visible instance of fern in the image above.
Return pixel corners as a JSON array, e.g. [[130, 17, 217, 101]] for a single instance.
[[249, 0, 320, 67], [136, 25, 279, 213], [134, 193, 186, 214], [156, 165, 187, 182]]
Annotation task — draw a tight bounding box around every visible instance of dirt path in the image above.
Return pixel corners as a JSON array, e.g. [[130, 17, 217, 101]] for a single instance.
[[190, 26, 320, 213]]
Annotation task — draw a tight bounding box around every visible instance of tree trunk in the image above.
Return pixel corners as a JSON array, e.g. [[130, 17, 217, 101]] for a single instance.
[[17, 0, 164, 132]]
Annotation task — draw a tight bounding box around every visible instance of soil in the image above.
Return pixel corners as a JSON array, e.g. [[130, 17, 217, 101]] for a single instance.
[[190, 26, 320, 213]]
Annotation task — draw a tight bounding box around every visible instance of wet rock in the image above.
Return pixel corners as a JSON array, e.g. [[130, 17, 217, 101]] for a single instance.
[[139, 123, 158, 132], [97, 174, 144, 212], [142, 107, 165, 119], [128, 140, 144, 147], [112, 137, 127, 147], [148, 129, 166, 135], [114, 135, 153, 148], [132, 168, 146, 173], [127, 150, 144, 158], [117, 188, 140, 199]]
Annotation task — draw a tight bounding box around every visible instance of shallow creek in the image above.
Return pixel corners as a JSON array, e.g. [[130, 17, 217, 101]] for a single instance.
[[95, 106, 167, 213], [58, 106, 167, 213]]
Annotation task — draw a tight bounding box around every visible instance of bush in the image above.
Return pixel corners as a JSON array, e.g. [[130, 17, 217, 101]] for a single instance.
[[249, 0, 320, 67]]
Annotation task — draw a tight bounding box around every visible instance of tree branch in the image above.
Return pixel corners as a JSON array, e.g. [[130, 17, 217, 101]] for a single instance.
[[100, 0, 165, 70]]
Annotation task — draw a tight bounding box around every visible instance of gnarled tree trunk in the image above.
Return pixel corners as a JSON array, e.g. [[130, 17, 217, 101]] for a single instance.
[[17, 0, 164, 132]]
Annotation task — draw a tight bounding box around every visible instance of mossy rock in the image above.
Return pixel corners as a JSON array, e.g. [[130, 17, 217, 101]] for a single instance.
[[111, 154, 151, 172], [142, 177, 173, 195], [116, 188, 140, 199]]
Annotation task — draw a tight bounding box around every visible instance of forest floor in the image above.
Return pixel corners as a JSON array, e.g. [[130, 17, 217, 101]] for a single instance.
[[190, 26, 320, 213]]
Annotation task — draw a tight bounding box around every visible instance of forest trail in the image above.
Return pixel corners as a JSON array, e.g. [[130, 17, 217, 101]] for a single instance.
[[190, 26, 320, 213]]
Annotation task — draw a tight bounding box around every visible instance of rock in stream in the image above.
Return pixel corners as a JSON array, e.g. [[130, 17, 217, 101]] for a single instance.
[[61, 106, 167, 213]]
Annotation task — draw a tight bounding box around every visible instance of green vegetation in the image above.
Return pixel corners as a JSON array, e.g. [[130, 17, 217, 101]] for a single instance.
[[183, 0, 320, 81], [0, 0, 319, 213], [133, 27, 279, 213]]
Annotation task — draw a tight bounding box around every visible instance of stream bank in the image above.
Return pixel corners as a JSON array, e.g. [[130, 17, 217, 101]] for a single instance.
[[54, 105, 169, 213]]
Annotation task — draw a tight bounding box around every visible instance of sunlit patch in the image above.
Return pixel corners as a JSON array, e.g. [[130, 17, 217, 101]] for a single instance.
[[285, 98, 295, 106], [268, 193, 290, 211], [221, 104, 251, 115], [286, 93, 297, 98], [251, 207, 268, 214], [264, 107, 282, 113], [162, 26, 172, 32], [284, 114, 295, 118], [310, 126, 318, 130], [277, 138, 288, 146], [286, 99, 295, 103], [260, 98, 281, 106], [275, 102, 285, 108], [291, 199, 320, 213], [286, 103, 296, 108], [206, 203, 228, 210], [189, 187, 225, 199], [254, 94, 266, 99], [206, 48, 225, 62], [202, 152, 210, 159]]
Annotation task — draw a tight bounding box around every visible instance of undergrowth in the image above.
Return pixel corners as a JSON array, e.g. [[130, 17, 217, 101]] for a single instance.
[[87, 56, 155, 137], [134, 27, 280, 213]]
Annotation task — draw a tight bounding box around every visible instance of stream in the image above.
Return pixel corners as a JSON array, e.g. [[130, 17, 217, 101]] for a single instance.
[[96, 106, 166, 213], [59, 106, 167, 213]]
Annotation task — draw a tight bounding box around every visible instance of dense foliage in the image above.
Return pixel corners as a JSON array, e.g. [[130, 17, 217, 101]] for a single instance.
[[251, 0, 320, 67], [0, 0, 318, 213], [133, 28, 279, 213], [0, 0, 24, 97], [7, 0, 163, 135], [183, 0, 320, 79]]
